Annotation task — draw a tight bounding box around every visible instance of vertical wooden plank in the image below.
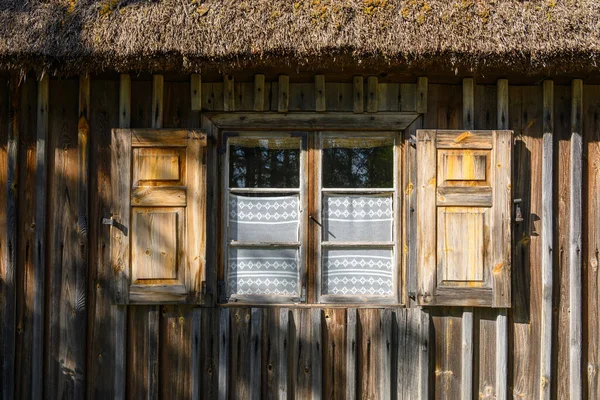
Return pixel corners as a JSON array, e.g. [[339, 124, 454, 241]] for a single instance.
[[381, 309, 393, 399], [200, 308, 219, 399], [191, 308, 201, 400], [416, 77, 428, 114], [72, 74, 90, 400], [497, 79, 509, 130], [191, 74, 202, 111], [495, 310, 507, 400], [569, 79, 583, 400], [462, 77, 475, 400], [554, 84, 571, 399], [463, 78, 475, 130], [292, 309, 312, 399], [2, 74, 19, 400], [416, 129, 436, 305], [584, 84, 600, 400], [315, 75, 326, 112], [31, 74, 48, 400], [0, 79, 7, 400], [224, 74, 235, 112], [322, 308, 346, 400], [218, 308, 230, 400], [353, 76, 364, 113], [311, 309, 322, 400], [159, 306, 195, 399], [367, 76, 378, 113], [346, 308, 357, 400], [230, 308, 251, 399], [462, 308, 474, 400], [152, 75, 163, 129], [419, 309, 430, 400], [278, 76, 289, 113], [119, 75, 131, 129], [115, 74, 130, 400], [400, 83, 416, 112], [14, 78, 36, 400], [250, 308, 263, 400], [540, 79, 554, 400], [279, 308, 290, 400], [494, 79, 510, 400], [254, 74, 265, 112]]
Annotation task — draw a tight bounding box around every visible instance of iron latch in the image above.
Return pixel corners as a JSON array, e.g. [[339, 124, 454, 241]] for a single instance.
[[102, 217, 128, 235]]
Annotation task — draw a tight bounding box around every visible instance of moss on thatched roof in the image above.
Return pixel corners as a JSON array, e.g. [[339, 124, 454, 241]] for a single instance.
[[1, 0, 599, 74]]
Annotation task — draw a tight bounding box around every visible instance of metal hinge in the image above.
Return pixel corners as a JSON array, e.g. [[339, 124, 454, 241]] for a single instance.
[[514, 199, 524, 223], [102, 217, 128, 236], [300, 286, 307, 302]]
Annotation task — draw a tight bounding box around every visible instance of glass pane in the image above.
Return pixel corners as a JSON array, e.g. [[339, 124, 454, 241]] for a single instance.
[[322, 137, 393, 188], [229, 194, 299, 242], [322, 248, 394, 296], [228, 247, 299, 296], [229, 137, 300, 188], [323, 195, 393, 242]]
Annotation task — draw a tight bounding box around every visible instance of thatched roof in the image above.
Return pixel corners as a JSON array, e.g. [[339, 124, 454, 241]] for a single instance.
[[1, 0, 599, 74]]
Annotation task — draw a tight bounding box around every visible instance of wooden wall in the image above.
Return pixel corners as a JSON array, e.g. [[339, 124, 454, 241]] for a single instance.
[[0, 73, 598, 399]]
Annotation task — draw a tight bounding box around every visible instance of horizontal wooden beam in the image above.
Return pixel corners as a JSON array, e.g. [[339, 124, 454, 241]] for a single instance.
[[204, 112, 420, 131]]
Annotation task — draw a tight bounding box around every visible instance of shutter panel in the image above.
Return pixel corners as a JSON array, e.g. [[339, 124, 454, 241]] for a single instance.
[[417, 130, 512, 307], [110, 129, 207, 304]]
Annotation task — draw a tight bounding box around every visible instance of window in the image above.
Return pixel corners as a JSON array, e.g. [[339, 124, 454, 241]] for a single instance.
[[223, 131, 400, 304]]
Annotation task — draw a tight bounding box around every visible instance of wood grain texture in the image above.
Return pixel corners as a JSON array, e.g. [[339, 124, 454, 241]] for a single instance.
[[416, 77, 428, 114], [2, 75, 19, 400], [315, 75, 326, 112], [224, 75, 235, 112], [218, 308, 230, 400], [569, 79, 583, 400], [540, 79, 554, 400], [346, 308, 357, 400], [31, 74, 48, 399], [14, 78, 36, 400], [367, 76, 378, 113], [191, 74, 202, 111], [278, 76, 289, 113], [463, 78, 475, 130], [253, 74, 265, 112], [353, 76, 364, 113], [152, 75, 164, 129]]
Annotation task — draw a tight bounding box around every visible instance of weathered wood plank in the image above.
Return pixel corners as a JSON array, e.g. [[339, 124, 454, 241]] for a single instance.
[[31, 74, 48, 400], [432, 308, 463, 399], [569, 79, 583, 400], [315, 75, 326, 112], [218, 308, 230, 400], [400, 83, 416, 112], [323, 308, 346, 400], [584, 84, 600, 400], [495, 79, 509, 400], [367, 76, 378, 113], [463, 78, 475, 130], [419, 309, 430, 400], [45, 78, 81, 399], [346, 308, 357, 400], [278, 76, 289, 113], [462, 308, 474, 400], [191, 74, 202, 111], [224, 74, 235, 112], [200, 308, 219, 399], [311, 308, 322, 400], [250, 308, 263, 400], [279, 308, 290, 400], [14, 78, 36, 400], [325, 83, 353, 111], [191, 308, 201, 400], [119, 74, 131, 129], [353, 76, 364, 113], [416, 77, 428, 114], [254, 74, 265, 112], [540, 79, 554, 400], [230, 308, 252, 399], [0, 79, 7, 399], [2, 74, 19, 400], [381, 309, 393, 399], [152, 75, 164, 129]]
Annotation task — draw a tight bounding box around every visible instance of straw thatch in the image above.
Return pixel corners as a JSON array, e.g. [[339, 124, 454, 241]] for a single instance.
[[1, 0, 599, 74]]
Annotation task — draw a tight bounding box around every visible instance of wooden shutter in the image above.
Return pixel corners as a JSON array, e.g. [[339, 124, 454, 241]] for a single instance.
[[417, 130, 512, 307], [110, 129, 207, 304]]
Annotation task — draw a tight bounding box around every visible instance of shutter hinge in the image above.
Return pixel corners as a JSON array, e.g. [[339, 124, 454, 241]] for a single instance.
[[299, 285, 307, 302], [408, 134, 417, 147], [102, 217, 128, 236], [201, 281, 207, 297], [514, 198, 523, 223]]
